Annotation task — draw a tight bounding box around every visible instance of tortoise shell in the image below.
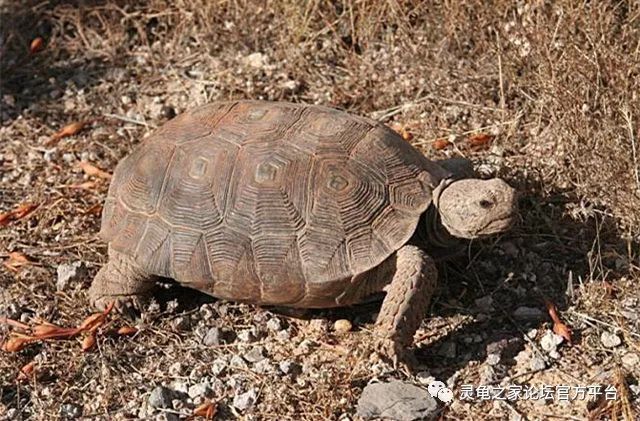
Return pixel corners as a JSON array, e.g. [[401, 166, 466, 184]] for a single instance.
[[100, 101, 448, 307]]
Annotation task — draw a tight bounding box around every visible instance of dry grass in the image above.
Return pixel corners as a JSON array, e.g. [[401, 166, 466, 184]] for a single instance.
[[1, 1, 639, 420]]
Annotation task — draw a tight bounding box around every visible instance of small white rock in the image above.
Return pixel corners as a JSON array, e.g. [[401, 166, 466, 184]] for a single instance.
[[233, 388, 258, 411], [600, 331, 622, 348], [333, 319, 352, 333], [56, 261, 88, 291], [244, 52, 267, 69], [529, 355, 547, 371], [188, 382, 212, 399], [540, 330, 564, 352], [622, 352, 639, 369]]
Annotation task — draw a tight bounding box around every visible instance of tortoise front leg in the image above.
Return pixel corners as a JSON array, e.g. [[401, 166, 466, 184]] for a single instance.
[[374, 245, 437, 366], [88, 247, 156, 311]]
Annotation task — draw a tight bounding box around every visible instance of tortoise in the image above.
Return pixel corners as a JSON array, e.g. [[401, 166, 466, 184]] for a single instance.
[[88, 100, 517, 363]]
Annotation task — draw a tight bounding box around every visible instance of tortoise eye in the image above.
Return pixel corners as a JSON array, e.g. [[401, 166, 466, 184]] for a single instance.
[[479, 199, 493, 209]]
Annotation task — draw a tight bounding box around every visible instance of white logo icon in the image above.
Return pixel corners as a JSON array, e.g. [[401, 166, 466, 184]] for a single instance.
[[427, 380, 454, 403]]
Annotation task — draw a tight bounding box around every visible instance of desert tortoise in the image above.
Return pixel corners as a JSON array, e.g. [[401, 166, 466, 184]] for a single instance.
[[89, 100, 517, 362]]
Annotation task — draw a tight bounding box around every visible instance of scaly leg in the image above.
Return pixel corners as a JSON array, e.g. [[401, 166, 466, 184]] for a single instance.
[[374, 245, 437, 366], [88, 247, 156, 311]]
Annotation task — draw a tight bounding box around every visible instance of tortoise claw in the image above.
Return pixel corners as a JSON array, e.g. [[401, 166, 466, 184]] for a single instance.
[[374, 338, 418, 371]]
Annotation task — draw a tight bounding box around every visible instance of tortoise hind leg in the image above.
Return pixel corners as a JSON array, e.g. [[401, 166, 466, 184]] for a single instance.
[[374, 245, 437, 367], [88, 247, 156, 311]]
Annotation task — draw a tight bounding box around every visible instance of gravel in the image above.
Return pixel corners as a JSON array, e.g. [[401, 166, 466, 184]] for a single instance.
[[357, 381, 439, 421], [540, 330, 565, 353], [333, 319, 353, 333], [512, 306, 545, 321], [600, 331, 622, 348], [278, 360, 302, 376], [148, 386, 175, 409], [59, 403, 82, 419], [233, 388, 259, 411], [202, 327, 222, 346], [243, 346, 266, 363], [56, 261, 88, 291]]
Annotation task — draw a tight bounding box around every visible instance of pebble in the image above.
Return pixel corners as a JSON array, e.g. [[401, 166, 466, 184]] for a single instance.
[[188, 382, 212, 399], [333, 319, 352, 333], [253, 359, 275, 374], [600, 331, 622, 348], [529, 355, 547, 371], [486, 353, 501, 366], [202, 327, 221, 346], [230, 355, 248, 369], [512, 306, 545, 321], [278, 360, 301, 376], [622, 352, 639, 369], [211, 358, 227, 376], [233, 388, 258, 411], [171, 316, 190, 331], [244, 346, 266, 363], [296, 339, 318, 354], [155, 413, 179, 421], [169, 380, 189, 395], [60, 403, 82, 419], [244, 52, 268, 69], [357, 381, 438, 421], [148, 386, 174, 409], [237, 329, 256, 343], [540, 330, 564, 353], [415, 371, 434, 386], [277, 329, 291, 340], [266, 317, 282, 331], [56, 261, 88, 291]]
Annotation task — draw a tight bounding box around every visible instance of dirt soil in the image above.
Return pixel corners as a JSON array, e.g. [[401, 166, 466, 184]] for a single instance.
[[1, 1, 639, 420]]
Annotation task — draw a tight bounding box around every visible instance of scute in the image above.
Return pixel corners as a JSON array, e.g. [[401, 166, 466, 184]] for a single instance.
[[102, 101, 441, 307]]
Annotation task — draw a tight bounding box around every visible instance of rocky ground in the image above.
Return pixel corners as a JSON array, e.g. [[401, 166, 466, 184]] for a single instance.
[[1, 1, 639, 420]]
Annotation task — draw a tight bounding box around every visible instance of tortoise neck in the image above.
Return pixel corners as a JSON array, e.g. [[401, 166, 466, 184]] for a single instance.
[[413, 205, 462, 259]]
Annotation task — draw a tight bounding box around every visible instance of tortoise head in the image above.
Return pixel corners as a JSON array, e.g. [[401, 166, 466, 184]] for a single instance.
[[434, 178, 517, 239]]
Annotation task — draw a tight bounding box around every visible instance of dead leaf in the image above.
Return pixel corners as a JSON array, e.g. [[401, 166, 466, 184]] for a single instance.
[[17, 361, 36, 381], [432, 139, 452, 150], [391, 123, 414, 142], [0, 316, 30, 331], [82, 332, 97, 352], [78, 301, 114, 332], [545, 299, 573, 345], [67, 181, 97, 190], [193, 400, 217, 419], [1, 336, 33, 352], [3, 252, 31, 272], [49, 121, 87, 144], [32, 324, 79, 339], [32, 324, 64, 337], [29, 37, 44, 54], [77, 161, 112, 180], [0, 203, 39, 226], [467, 133, 494, 148], [78, 313, 105, 332], [117, 326, 138, 336], [83, 203, 102, 215]]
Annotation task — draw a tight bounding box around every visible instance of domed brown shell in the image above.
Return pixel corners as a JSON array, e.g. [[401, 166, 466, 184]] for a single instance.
[[100, 101, 447, 307]]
